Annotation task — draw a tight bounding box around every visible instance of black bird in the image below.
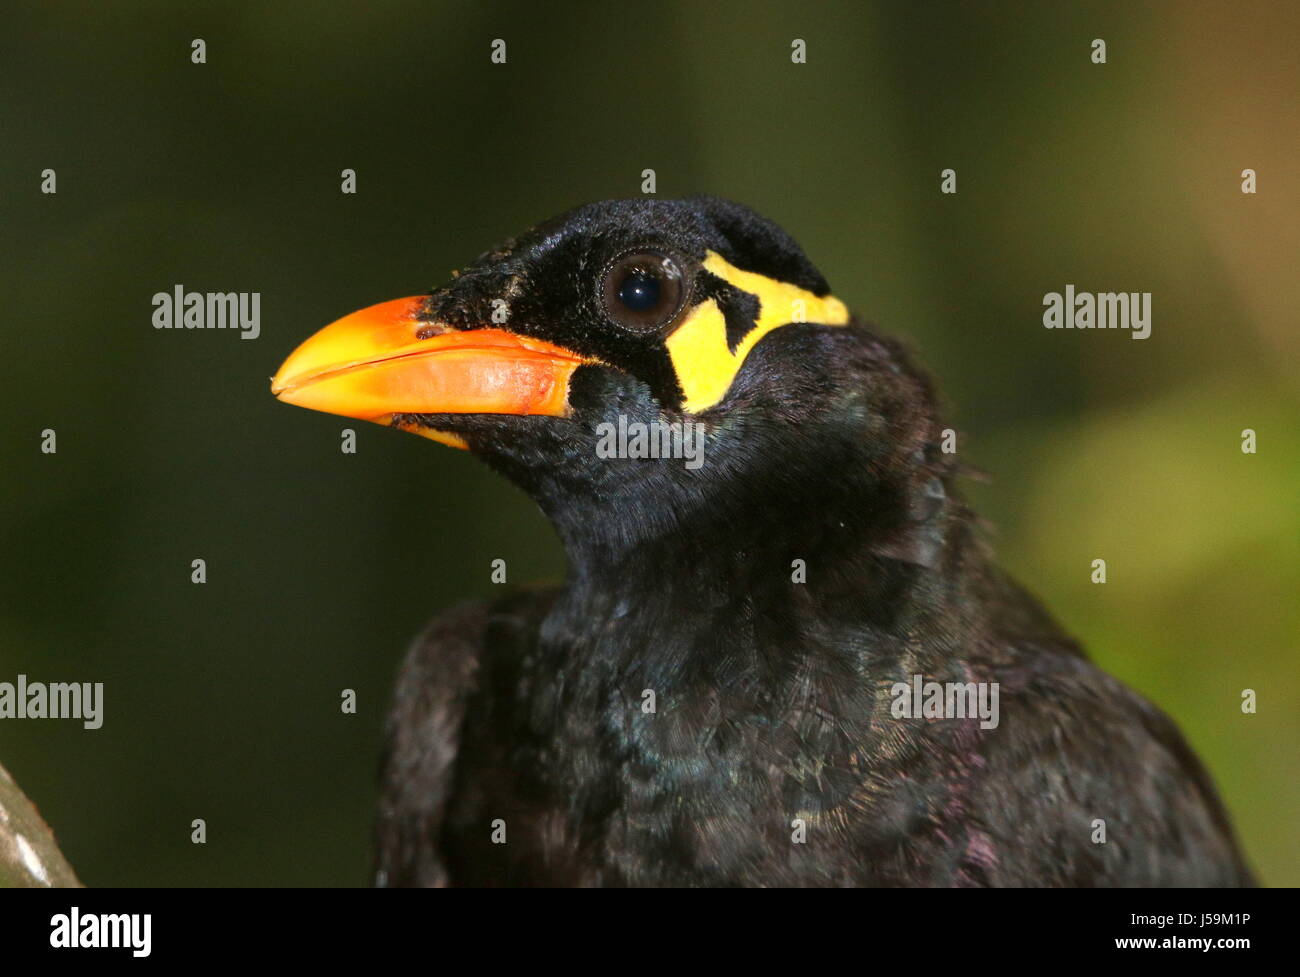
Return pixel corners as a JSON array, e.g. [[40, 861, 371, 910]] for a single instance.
[[272, 197, 1253, 887]]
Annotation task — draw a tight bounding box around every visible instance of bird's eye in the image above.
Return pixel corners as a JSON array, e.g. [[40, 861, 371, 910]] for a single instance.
[[601, 251, 687, 332]]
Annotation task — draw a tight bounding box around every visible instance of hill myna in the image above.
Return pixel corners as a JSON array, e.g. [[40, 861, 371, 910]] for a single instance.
[[272, 196, 1253, 887]]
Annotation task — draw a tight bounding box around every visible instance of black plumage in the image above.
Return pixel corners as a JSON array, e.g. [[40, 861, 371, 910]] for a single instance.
[[309, 197, 1251, 887]]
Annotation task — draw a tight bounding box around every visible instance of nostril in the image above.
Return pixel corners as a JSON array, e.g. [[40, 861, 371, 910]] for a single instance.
[[415, 321, 453, 340]]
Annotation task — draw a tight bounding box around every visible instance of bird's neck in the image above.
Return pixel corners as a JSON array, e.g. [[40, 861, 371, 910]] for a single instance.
[[537, 465, 988, 683]]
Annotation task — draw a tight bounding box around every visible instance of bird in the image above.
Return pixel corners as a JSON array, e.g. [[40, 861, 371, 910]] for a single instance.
[[271, 196, 1254, 887]]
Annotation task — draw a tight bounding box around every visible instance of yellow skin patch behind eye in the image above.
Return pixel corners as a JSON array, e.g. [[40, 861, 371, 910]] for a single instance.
[[665, 251, 850, 413]]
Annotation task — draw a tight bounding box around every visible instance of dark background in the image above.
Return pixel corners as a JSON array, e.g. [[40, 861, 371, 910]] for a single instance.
[[2, 1, 1295, 886]]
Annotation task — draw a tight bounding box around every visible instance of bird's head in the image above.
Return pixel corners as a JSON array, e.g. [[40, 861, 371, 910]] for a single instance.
[[272, 197, 947, 560]]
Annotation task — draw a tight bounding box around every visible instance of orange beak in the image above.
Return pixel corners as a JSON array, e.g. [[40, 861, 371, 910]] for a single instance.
[[270, 297, 589, 424]]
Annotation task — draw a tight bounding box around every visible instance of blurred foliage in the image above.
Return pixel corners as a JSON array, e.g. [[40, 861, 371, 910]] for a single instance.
[[0, 1, 1295, 885]]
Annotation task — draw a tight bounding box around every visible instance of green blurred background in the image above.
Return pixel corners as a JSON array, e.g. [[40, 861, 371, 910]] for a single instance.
[[1, 1, 1295, 886]]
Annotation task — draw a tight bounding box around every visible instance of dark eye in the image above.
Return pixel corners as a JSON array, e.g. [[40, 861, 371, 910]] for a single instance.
[[601, 251, 687, 331], [618, 271, 660, 311]]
